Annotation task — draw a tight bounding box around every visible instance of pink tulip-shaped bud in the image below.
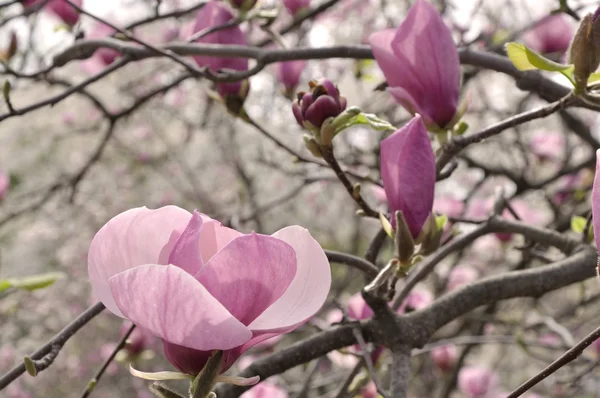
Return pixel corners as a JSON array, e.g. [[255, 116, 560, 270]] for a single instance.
[[523, 14, 573, 55], [430, 344, 457, 373], [189, 0, 249, 102], [275, 60, 306, 98], [369, 0, 460, 129], [380, 115, 436, 238], [592, 149, 600, 267], [292, 78, 347, 129], [458, 367, 498, 398], [283, 0, 310, 16], [0, 171, 9, 200], [240, 382, 288, 398], [88, 206, 331, 375], [227, 0, 257, 12]]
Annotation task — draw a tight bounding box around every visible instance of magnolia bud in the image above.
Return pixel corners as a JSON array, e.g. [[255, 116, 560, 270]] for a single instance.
[[568, 7, 600, 90], [416, 213, 444, 255], [292, 79, 347, 131]]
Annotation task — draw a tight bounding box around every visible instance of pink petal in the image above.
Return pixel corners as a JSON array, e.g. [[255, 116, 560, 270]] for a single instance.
[[388, 86, 433, 126], [196, 233, 297, 326], [197, 217, 243, 263], [109, 264, 252, 350], [248, 226, 331, 332], [88, 206, 192, 316], [593, 149, 600, 251], [168, 211, 205, 275], [368, 29, 404, 87]]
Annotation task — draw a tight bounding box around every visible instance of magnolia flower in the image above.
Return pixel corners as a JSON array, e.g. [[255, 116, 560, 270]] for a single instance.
[[380, 115, 436, 238], [458, 367, 498, 398], [0, 171, 9, 200], [120, 322, 156, 357], [283, 0, 310, 16], [430, 344, 457, 373], [189, 0, 249, 99], [88, 206, 331, 375], [369, 0, 460, 129], [523, 14, 573, 55], [275, 60, 306, 98], [240, 382, 288, 398]]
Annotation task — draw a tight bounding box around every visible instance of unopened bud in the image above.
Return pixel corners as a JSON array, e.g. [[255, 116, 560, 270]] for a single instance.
[[303, 134, 323, 158], [416, 213, 444, 255], [292, 79, 347, 131], [394, 210, 415, 264], [568, 8, 600, 90]]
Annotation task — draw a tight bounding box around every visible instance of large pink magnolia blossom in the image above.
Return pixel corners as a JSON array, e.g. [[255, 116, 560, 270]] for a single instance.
[[188, 0, 249, 98], [21, 0, 82, 26], [523, 14, 573, 55], [380, 115, 436, 238], [88, 206, 331, 375], [369, 0, 460, 129]]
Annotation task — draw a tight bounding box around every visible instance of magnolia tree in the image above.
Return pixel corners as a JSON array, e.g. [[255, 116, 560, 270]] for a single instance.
[[2, 0, 600, 397]]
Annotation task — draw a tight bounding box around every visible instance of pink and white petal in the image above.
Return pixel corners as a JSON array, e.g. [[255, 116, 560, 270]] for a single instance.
[[196, 233, 297, 326], [387, 87, 434, 126], [197, 218, 244, 263], [248, 226, 331, 332], [109, 264, 251, 350], [368, 29, 405, 87], [88, 206, 192, 316], [168, 210, 205, 275]]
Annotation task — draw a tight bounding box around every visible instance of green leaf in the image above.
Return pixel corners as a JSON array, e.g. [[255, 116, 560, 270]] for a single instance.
[[588, 71, 600, 84], [505, 43, 572, 72], [333, 110, 395, 134], [570, 215, 587, 234], [379, 212, 394, 239], [0, 272, 65, 293]]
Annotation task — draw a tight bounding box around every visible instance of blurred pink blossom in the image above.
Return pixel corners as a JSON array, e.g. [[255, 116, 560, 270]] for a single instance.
[[433, 196, 465, 218], [283, 0, 310, 16], [523, 14, 573, 55], [430, 344, 457, 373], [447, 266, 479, 291], [275, 60, 306, 97], [458, 366, 498, 398], [528, 131, 565, 161], [240, 382, 288, 398], [0, 170, 10, 200]]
